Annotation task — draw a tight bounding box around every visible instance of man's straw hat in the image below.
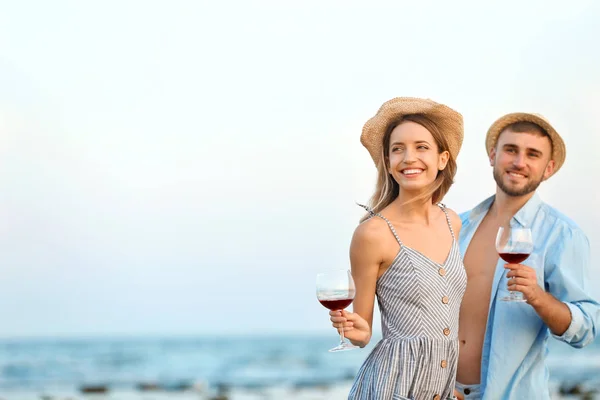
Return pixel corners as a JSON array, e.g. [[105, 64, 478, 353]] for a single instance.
[[485, 112, 566, 177]]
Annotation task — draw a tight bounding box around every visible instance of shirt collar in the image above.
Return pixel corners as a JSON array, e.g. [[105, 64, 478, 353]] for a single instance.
[[468, 192, 543, 228], [512, 192, 543, 227], [468, 195, 495, 222]]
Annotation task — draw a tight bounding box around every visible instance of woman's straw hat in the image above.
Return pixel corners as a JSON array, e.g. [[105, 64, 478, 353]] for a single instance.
[[485, 112, 566, 177], [360, 97, 464, 166]]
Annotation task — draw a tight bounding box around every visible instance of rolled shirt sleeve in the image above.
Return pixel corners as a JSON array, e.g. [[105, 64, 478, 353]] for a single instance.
[[546, 227, 600, 348]]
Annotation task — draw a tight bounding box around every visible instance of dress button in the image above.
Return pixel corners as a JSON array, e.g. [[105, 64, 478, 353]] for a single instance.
[[443, 328, 450, 336], [440, 359, 447, 368], [438, 268, 447, 276], [433, 395, 441, 400], [442, 296, 449, 304]]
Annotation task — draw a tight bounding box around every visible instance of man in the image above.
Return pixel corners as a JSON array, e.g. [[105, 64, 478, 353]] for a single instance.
[[455, 113, 600, 399]]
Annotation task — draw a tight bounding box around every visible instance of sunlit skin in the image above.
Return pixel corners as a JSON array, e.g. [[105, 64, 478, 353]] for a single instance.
[[387, 121, 449, 194], [490, 129, 554, 197], [456, 128, 570, 389]]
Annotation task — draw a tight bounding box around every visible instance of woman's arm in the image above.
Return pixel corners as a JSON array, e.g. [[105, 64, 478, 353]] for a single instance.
[[330, 219, 385, 347]]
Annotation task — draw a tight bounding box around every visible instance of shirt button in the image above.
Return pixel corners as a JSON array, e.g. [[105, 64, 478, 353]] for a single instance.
[[443, 328, 450, 336], [433, 395, 441, 400], [440, 360, 447, 368], [438, 268, 447, 276], [442, 296, 449, 304]]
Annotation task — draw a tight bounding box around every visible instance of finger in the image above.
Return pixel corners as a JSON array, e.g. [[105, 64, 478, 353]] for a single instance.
[[337, 327, 354, 334], [507, 277, 534, 287], [504, 263, 530, 271], [331, 319, 352, 326], [330, 316, 347, 323], [506, 270, 526, 278], [504, 263, 535, 273], [506, 268, 536, 278], [332, 321, 354, 329], [329, 310, 342, 317], [340, 310, 358, 321], [507, 284, 529, 293]]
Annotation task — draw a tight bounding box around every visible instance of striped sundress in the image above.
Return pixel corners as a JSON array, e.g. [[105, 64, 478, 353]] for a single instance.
[[349, 204, 467, 400]]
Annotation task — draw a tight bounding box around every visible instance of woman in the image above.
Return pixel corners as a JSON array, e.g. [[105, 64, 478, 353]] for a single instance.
[[330, 97, 466, 400]]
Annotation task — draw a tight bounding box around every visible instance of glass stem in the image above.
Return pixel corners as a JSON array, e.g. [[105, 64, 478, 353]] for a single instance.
[[339, 309, 345, 345], [507, 271, 514, 296]]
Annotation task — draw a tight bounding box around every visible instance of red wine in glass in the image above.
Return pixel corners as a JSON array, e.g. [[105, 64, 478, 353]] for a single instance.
[[319, 298, 353, 311], [498, 252, 530, 264], [316, 270, 358, 352], [496, 227, 533, 302]]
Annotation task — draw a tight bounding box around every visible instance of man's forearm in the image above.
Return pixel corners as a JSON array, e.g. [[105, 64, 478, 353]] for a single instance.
[[530, 291, 571, 336]]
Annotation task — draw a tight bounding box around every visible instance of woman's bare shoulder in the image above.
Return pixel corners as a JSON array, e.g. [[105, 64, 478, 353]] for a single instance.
[[353, 215, 390, 242]]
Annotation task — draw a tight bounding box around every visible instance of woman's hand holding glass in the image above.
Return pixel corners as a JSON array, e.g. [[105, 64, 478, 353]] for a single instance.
[[329, 308, 371, 348]]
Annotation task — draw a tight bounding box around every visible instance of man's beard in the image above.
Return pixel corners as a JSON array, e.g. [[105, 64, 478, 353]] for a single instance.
[[493, 167, 544, 197]]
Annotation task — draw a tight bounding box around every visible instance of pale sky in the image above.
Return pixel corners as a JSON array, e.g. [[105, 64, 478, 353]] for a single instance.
[[0, 0, 599, 338]]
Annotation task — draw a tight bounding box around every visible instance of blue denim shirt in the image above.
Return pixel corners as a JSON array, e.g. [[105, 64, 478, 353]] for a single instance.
[[459, 192, 600, 399]]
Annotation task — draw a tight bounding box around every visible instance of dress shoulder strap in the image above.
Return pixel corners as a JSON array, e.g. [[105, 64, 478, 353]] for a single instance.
[[437, 203, 455, 240], [357, 203, 403, 245]]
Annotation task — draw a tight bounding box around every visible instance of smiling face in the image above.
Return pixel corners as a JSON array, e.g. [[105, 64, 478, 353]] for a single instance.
[[387, 120, 449, 194], [490, 127, 555, 197]]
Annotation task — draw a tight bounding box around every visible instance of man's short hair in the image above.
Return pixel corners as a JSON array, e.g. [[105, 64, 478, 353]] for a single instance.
[[503, 121, 549, 137], [501, 121, 552, 152]]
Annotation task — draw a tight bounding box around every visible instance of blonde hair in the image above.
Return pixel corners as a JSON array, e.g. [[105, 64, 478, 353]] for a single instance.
[[360, 114, 457, 222]]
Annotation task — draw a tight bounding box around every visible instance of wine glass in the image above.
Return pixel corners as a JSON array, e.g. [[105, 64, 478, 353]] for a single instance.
[[496, 226, 533, 302], [316, 270, 358, 352]]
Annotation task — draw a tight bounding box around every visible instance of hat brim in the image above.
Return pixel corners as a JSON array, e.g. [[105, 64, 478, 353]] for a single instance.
[[361, 97, 464, 167], [486, 113, 566, 177]]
